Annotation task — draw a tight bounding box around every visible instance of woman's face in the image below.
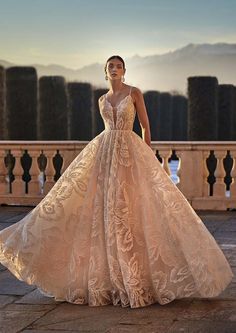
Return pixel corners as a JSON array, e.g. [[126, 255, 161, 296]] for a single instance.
[[106, 58, 125, 81]]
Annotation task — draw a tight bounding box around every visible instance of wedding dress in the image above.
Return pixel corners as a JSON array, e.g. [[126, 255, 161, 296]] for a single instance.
[[0, 87, 234, 308]]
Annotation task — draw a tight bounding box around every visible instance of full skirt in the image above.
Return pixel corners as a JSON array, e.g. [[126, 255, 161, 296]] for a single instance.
[[0, 129, 234, 308]]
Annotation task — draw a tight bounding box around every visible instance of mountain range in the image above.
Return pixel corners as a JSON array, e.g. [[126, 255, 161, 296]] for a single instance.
[[1, 43, 236, 95]]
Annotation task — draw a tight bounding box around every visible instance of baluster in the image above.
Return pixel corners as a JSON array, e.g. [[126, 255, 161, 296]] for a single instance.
[[0, 150, 7, 194], [59, 151, 66, 174], [203, 151, 210, 197], [175, 151, 181, 184], [159, 149, 172, 176], [61, 149, 81, 174], [11, 149, 24, 195], [174, 149, 203, 199], [28, 150, 41, 195], [230, 150, 236, 197], [213, 150, 226, 197], [150, 145, 157, 156], [43, 150, 56, 194]]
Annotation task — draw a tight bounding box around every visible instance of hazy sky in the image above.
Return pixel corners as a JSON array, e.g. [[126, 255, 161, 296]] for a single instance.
[[0, 0, 235, 68]]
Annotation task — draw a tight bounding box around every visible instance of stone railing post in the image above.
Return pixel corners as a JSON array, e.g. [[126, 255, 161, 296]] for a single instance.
[[60, 150, 75, 174], [213, 150, 227, 197], [28, 150, 41, 195], [230, 150, 236, 197], [158, 149, 172, 175], [0, 150, 7, 194], [176, 148, 204, 201], [202, 150, 211, 197], [43, 150, 56, 194], [11, 149, 24, 195]]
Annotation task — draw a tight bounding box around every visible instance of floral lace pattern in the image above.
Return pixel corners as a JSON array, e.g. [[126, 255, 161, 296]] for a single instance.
[[0, 92, 234, 308]]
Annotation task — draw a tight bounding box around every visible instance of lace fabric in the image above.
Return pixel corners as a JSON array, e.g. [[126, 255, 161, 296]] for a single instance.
[[0, 91, 234, 308]]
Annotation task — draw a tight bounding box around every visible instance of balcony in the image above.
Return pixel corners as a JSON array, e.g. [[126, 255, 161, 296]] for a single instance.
[[0, 141, 236, 210]]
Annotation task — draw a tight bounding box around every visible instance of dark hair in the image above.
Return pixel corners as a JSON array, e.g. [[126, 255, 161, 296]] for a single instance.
[[104, 55, 126, 74]]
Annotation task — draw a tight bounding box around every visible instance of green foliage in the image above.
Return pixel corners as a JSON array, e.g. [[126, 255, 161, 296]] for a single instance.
[[39, 76, 68, 140], [232, 87, 236, 141], [218, 84, 235, 140], [67, 82, 92, 140], [172, 95, 188, 141], [143, 91, 160, 141], [92, 88, 108, 137], [188, 76, 218, 140], [0, 66, 5, 140], [6, 66, 37, 140], [159, 92, 172, 140]]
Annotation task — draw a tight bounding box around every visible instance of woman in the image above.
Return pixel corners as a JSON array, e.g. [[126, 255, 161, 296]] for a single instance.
[[0, 55, 234, 308], [102, 55, 151, 147]]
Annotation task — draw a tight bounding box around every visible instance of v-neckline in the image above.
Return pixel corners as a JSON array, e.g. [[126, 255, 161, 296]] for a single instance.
[[105, 94, 132, 109]]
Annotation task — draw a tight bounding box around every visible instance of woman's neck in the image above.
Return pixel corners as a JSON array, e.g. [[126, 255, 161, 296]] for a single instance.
[[108, 80, 125, 94]]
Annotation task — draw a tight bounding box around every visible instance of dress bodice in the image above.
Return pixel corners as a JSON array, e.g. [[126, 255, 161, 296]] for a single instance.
[[99, 91, 136, 131]]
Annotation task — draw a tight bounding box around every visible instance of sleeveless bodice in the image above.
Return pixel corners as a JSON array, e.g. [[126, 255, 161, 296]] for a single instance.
[[99, 93, 136, 131]]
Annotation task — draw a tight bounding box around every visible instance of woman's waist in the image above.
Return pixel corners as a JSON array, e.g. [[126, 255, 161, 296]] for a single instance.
[[105, 129, 133, 131]]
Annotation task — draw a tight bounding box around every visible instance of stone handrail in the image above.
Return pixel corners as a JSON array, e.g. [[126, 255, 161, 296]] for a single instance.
[[0, 140, 236, 210]]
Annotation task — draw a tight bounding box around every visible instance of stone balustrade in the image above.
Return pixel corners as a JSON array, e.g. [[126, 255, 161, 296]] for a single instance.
[[0, 140, 236, 210]]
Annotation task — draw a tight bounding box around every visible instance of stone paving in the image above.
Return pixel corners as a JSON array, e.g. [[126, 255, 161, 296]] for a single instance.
[[0, 205, 236, 333]]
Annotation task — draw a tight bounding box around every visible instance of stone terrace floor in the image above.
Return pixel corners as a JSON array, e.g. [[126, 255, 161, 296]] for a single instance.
[[0, 206, 236, 333]]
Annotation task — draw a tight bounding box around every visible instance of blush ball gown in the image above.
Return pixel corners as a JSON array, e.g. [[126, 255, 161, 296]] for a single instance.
[[0, 87, 234, 308]]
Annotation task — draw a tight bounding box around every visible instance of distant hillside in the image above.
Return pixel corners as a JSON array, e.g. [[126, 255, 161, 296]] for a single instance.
[[1, 42, 236, 94]]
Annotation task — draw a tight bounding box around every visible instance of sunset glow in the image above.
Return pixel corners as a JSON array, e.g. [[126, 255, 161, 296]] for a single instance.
[[0, 0, 235, 69]]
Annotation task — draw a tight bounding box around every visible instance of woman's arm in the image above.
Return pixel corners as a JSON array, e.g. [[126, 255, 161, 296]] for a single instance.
[[133, 87, 151, 147]]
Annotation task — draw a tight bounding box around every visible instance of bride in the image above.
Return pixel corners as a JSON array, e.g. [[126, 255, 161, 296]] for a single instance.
[[0, 55, 234, 308]]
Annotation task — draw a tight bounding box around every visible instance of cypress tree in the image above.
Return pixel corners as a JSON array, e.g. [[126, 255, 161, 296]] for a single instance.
[[188, 76, 218, 140], [172, 95, 188, 141], [231, 86, 236, 140], [67, 82, 92, 140], [143, 91, 160, 141], [6, 66, 37, 140], [159, 92, 172, 140], [38, 76, 68, 140], [92, 88, 107, 137], [217, 84, 235, 140], [0, 66, 5, 140]]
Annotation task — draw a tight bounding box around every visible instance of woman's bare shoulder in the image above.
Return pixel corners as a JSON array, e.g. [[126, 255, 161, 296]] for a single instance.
[[98, 94, 106, 103], [130, 86, 142, 95], [130, 86, 143, 103]]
